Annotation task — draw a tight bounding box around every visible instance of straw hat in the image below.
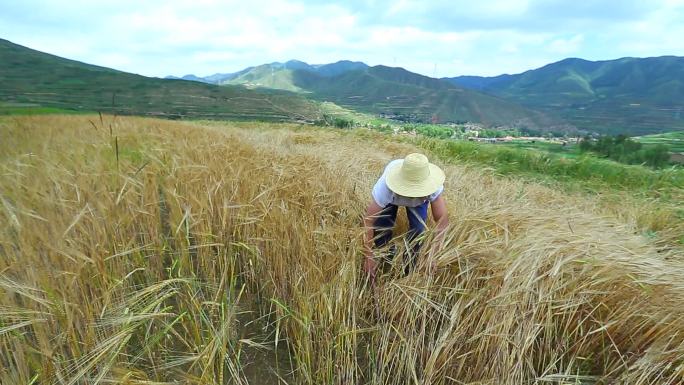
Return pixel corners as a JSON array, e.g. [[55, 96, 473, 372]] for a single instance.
[[385, 153, 445, 197]]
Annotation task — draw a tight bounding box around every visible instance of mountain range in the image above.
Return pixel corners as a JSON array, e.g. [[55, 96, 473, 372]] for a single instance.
[[166, 60, 370, 86], [172, 55, 684, 135], [443, 56, 684, 135], [1, 38, 555, 130], [172, 60, 561, 129], [0, 39, 321, 121], [2, 36, 683, 136]]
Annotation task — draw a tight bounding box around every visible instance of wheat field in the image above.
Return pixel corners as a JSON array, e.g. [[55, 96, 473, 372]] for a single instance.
[[1, 115, 683, 384]]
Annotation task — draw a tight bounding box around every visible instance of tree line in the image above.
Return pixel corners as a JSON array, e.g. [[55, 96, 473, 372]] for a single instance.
[[579, 134, 671, 168]]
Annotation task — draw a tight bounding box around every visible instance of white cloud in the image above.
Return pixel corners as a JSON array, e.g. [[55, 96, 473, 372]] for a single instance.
[[0, 0, 683, 77], [368, 27, 480, 47], [547, 34, 584, 54], [191, 51, 239, 63], [466, 0, 531, 17]]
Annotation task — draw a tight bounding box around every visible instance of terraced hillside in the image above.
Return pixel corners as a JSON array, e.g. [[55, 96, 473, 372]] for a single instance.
[[1, 115, 683, 384]]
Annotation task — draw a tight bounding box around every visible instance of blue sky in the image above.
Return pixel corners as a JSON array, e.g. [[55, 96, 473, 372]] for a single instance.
[[2, 0, 683, 78]]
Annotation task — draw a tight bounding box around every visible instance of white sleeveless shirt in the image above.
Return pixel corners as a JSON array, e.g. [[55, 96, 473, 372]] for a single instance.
[[371, 159, 444, 208]]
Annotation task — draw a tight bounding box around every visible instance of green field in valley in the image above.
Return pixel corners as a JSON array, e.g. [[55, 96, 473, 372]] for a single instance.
[[495, 139, 580, 158], [0, 102, 91, 115], [636, 131, 684, 153]]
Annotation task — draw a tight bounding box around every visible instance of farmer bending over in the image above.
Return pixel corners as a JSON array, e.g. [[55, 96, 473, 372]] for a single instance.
[[363, 153, 449, 280]]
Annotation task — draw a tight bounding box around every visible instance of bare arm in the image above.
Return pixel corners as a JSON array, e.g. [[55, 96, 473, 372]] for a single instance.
[[430, 195, 449, 249]]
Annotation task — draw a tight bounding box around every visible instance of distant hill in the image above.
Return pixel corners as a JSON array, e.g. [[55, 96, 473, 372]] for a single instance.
[[0, 39, 321, 121], [171, 60, 369, 85], [224, 63, 307, 92], [314, 60, 369, 77], [292, 65, 563, 129], [444, 57, 684, 135], [207, 60, 561, 129]]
